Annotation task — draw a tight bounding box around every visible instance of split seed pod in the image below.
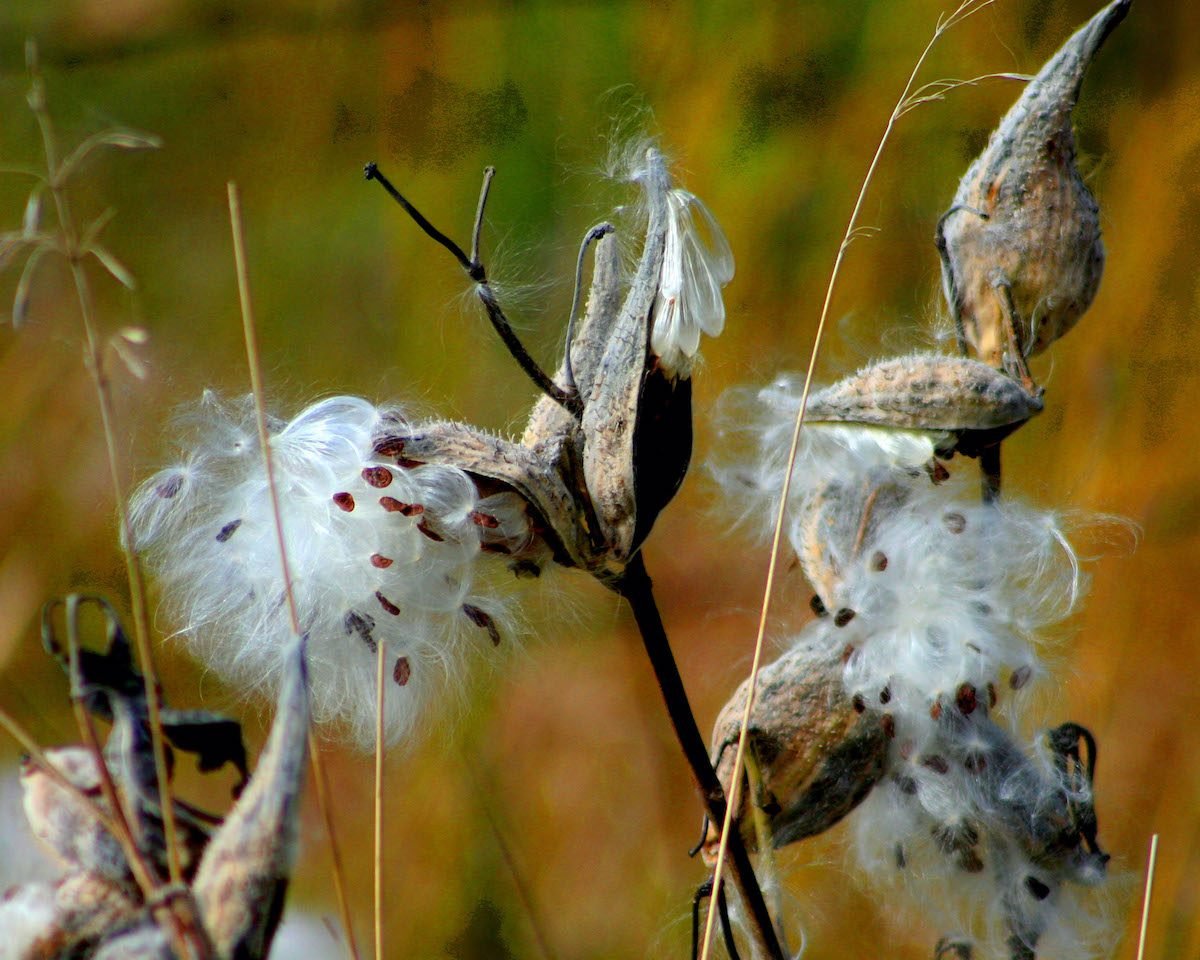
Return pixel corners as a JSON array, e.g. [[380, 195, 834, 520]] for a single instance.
[[702, 639, 889, 863], [376, 149, 710, 585], [937, 0, 1130, 379], [804, 353, 1043, 457]]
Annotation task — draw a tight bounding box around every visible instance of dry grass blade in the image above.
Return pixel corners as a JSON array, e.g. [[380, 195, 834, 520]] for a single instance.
[[698, 2, 998, 957], [1136, 834, 1159, 960], [374, 637, 386, 960], [227, 182, 360, 960]]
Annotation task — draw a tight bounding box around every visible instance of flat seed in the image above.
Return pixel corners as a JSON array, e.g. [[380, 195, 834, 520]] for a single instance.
[[376, 591, 401, 616], [332, 492, 356, 512], [362, 466, 394, 488], [956, 683, 978, 715], [216, 519, 242, 543], [469, 511, 500, 528], [462, 604, 501, 646], [393, 657, 411, 686], [370, 554, 393, 569], [1010, 665, 1033, 690], [834, 607, 856, 627], [417, 520, 444, 542], [870, 551, 888, 572], [944, 512, 967, 534], [380, 496, 423, 516]]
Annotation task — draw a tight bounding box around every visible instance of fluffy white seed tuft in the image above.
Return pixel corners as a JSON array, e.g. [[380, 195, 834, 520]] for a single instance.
[[130, 393, 543, 747]]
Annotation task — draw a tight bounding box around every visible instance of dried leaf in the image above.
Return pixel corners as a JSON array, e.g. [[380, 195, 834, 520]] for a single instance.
[[89, 243, 136, 289]]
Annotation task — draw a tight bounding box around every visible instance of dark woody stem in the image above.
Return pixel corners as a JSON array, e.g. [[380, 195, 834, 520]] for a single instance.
[[617, 553, 786, 960], [364, 162, 582, 417]]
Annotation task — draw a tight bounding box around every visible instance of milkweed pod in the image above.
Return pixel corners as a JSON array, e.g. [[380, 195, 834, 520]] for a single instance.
[[937, 0, 1130, 372], [703, 638, 889, 864], [804, 354, 1043, 452]]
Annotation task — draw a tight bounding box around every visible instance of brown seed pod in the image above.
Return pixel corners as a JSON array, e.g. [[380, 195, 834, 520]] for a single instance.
[[702, 643, 889, 863], [937, 0, 1130, 383], [794, 470, 911, 613], [804, 353, 1042, 447]]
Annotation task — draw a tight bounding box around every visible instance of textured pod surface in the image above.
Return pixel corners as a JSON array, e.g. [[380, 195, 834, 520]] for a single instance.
[[795, 472, 911, 615], [938, 0, 1130, 368], [704, 638, 889, 862], [804, 354, 1043, 434]]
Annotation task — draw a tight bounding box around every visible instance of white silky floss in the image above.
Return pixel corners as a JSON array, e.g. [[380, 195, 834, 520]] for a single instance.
[[130, 393, 536, 747]]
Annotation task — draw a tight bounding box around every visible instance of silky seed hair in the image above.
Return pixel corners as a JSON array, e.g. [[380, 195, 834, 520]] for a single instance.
[[129, 393, 541, 747]]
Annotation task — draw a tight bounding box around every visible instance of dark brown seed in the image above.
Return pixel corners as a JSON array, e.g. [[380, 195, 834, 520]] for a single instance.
[[930, 700, 943, 721], [1024, 876, 1051, 901], [344, 611, 377, 653], [922, 755, 949, 774], [927, 460, 951, 485], [393, 657, 411, 686], [880, 714, 896, 739], [511, 560, 541, 579], [879, 686, 892, 705], [373, 437, 406, 457], [810, 594, 828, 617], [964, 753, 987, 774], [852, 693, 866, 714], [944, 512, 967, 534], [380, 497, 424, 516], [156, 475, 183, 499], [417, 520, 444, 542], [370, 554, 393, 569], [834, 607, 857, 627], [376, 591, 401, 616], [362, 466, 394, 488], [987, 682, 998, 708], [958, 850, 985, 874], [956, 683, 978, 716], [216, 519, 242, 543], [1010, 665, 1033, 690], [896, 776, 918, 797], [469, 511, 500, 529], [333, 492, 356, 512], [870, 551, 888, 572], [462, 604, 501, 646]]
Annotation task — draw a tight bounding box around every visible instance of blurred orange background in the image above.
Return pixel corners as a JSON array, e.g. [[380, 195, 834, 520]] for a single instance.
[[0, 1, 1195, 958]]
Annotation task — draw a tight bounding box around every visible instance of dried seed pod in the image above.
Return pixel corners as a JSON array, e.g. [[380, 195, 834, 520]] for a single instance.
[[937, 0, 1130, 381], [804, 353, 1042, 454], [702, 642, 889, 863], [794, 471, 910, 613]]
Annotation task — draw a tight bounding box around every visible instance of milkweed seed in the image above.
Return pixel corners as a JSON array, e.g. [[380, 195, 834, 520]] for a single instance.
[[1024, 876, 1051, 901], [462, 604, 501, 646], [1010, 665, 1032, 690], [373, 438, 406, 457], [964, 753, 987, 774], [469, 511, 500, 528], [870, 551, 888, 572], [332, 492, 356, 512], [156, 475, 183, 499], [370, 554, 393, 569], [393, 657, 411, 686], [376, 591, 401, 616], [834, 607, 856, 627], [987, 683, 998, 708], [927, 460, 950, 484], [810, 594, 828, 617], [944, 512, 967, 534], [216, 519, 242, 543], [922, 755, 949, 775], [417, 520, 445, 542], [896, 776, 918, 796], [379, 497, 423, 516], [956, 683, 978, 715], [879, 686, 892, 704], [361, 466, 393, 488], [852, 693, 866, 714], [344, 611, 377, 653]]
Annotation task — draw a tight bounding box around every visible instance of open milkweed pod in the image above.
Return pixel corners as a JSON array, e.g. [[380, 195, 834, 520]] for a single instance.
[[702, 635, 889, 864], [378, 147, 732, 584], [803, 354, 1043, 458], [937, 0, 1130, 384]]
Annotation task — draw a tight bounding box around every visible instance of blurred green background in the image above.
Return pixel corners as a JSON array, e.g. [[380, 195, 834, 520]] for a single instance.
[[0, 1, 1196, 958]]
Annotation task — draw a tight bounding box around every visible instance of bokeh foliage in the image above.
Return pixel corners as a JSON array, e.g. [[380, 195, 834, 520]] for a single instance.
[[0, 1, 1196, 958]]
